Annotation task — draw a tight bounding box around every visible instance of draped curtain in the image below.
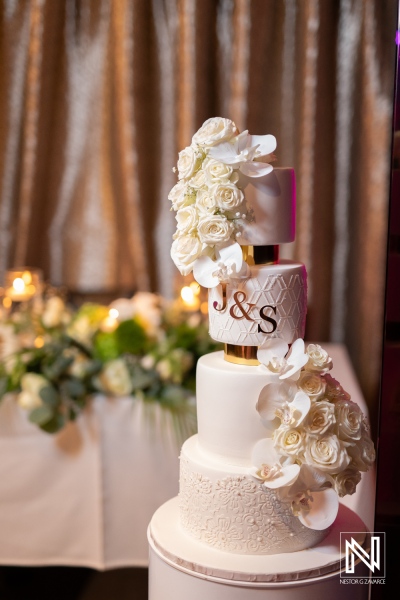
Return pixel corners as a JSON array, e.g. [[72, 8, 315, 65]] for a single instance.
[[0, 0, 397, 409]]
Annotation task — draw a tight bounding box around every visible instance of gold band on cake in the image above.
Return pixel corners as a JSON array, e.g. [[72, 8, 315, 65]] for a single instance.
[[241, 245, 279, 266], [224, 344, 260, 366]]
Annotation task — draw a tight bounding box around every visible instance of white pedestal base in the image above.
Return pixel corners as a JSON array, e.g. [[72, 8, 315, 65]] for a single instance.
[[148, 497, 370, 599]]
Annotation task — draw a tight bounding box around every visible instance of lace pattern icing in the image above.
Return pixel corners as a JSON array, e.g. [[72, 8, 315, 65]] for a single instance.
[[179, 458, 328, 555]]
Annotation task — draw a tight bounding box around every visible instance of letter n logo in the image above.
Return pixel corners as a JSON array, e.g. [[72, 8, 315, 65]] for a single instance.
[[345, 536, 380, 573]]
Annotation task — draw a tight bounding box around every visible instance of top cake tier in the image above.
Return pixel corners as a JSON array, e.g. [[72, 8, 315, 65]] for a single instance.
[[238, 167, 295, 246]]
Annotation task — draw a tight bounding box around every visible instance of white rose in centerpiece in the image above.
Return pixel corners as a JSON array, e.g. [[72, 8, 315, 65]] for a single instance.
[[196, 189, 217, 215], [17, 373, 48, 410], [212, 182, 244, 211], [203, 158, 233, 185], [97, 359, 132, 396], [304, 400, 336, 436], [177, 145, 203, 180], [0, 323, 21, 365], [274, 426, 306, 458], [42, 296, 67, 328], [192, 117, 237, 147], [334, 399, 363, 441], [175, 205, 199, 234], [305, 344, 333, 373], [304, 434, 350, 473], [168, 180, 195, 210], [171, 234, 203, 275], [298, 372, 326, 400], [197, 215, 233, 245], [156, 359, 172, 381], [334, 466, 362, 497]]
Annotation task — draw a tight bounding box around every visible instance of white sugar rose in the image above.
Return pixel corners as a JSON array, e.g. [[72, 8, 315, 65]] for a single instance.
[[17, 373, 48, 410], [196, 189, 217, 215], [305, 344, 333, 373], [188, 168, 207, 189], [177, 146, 203, 180], [304, 400, 336, 436], [212, 182, 244, 211], [175, 205, 199, 234], [274, 427, 306, 457], [347, 435, 376, 472], [203, 158, 233, 185], [334, 466, 361, 497], [197, 215, 232, 245], [171, 234, 203, 275], [298, 372, 326, 400], [192, 117, 237, 147], [304, 434, 350, 473], [335, 399, 363, 441], [168, 180, 195, 210], [323, 374, 351, 402], [97, 359, 132, 396]]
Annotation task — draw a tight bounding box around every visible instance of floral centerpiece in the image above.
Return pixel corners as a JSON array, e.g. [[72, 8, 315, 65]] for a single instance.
[[251, 338, 376, 529], [0, 292, 220, 439]]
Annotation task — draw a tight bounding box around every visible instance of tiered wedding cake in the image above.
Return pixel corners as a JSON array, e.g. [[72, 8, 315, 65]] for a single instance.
[[148, 117, 375, 594]]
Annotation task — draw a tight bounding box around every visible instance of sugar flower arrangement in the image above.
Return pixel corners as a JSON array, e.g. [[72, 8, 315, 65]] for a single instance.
[[169, 117, 276, 287], [250, 339, 375, 531]]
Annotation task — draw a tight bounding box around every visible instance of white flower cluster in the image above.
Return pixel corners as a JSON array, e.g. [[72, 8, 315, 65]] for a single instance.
[[169, 117, 276, 281], [251, 340, 375, 530]]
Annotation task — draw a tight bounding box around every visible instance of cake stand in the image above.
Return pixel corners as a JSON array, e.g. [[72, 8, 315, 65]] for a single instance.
[[148, 498, 370, 600]]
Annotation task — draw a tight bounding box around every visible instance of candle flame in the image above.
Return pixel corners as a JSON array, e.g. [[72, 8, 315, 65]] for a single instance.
[[12, 278, 25, 293], [181, 286, 194, 304]]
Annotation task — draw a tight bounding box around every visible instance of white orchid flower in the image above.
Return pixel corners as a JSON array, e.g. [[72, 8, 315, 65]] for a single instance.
[[250, 438, 300, 489], [208, 131, 276, 178], [280, 339, 309, 380], [257, 337, 308, 381], [257, 383, 310, 431], [192, 242, 249, 288], [279, 465, 338, 530], [257, 338, 289, 376]]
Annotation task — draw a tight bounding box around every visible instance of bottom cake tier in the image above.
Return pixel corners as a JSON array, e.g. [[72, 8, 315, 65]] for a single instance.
[[179, 436, 329, 555]]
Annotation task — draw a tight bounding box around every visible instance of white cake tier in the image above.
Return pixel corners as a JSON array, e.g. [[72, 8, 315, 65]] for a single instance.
[[208, 261, 307, 346], [179, 436, 329, 555], [238, 168, 295, 246], [196, 351, 273, 464]]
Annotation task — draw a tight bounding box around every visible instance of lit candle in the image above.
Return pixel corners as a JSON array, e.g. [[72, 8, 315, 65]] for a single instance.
[[5, 269, 40, 302], [180, 286, 200, 311]]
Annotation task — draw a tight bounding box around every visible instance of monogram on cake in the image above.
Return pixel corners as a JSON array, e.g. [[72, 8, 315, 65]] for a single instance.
[[149, 117, 375, 590]]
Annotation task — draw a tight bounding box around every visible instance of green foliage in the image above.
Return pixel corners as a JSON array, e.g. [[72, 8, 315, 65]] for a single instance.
[[115, 319, 147, 355], [93, 331, 120, 361]]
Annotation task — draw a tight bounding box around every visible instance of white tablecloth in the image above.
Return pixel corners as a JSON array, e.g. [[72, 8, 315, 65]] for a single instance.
[[0, 344, 375, 569]]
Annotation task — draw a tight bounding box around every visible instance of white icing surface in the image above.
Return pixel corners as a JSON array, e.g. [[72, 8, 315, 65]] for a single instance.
[[238, 168, 295, 246], [196, 352, 272, 464], [179, 436, 328, 555], [208, 261, 307, 346]]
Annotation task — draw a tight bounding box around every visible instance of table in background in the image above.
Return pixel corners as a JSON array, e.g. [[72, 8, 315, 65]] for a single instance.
[[0, 344, 375, 569]]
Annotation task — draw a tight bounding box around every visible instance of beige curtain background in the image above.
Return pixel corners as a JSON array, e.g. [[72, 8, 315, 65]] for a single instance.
[[0, 0, 397, 412]]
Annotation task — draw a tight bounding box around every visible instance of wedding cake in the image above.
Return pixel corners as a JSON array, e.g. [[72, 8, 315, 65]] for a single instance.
[[148, 117, 375, 591]]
